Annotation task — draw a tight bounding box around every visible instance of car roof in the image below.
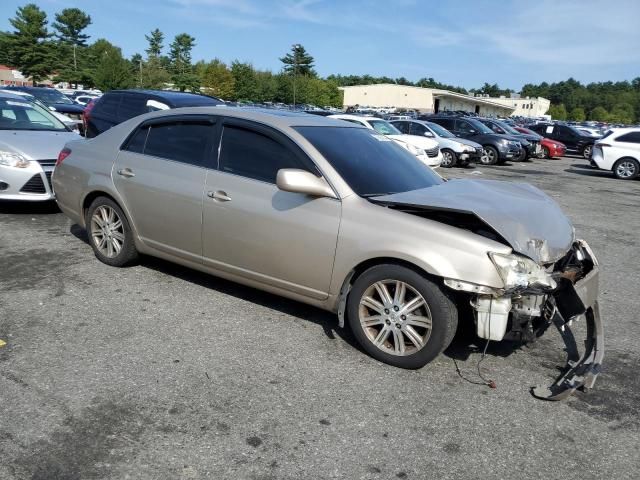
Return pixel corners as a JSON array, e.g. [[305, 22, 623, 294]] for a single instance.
[[106, 89, 222, 106], [0, 91, 34, 101], [329, 114, 380, 121], [135, 106, 356, 128]]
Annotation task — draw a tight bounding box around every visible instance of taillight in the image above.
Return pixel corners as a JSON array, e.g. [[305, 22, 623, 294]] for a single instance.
[[83, 99, 96, 129], [56, 147, 71, 166]]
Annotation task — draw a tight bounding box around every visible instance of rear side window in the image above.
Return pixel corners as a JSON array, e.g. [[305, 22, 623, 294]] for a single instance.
[[144, 121, 213, 166], [615, 131, 640, 143], [117, 95, 148, 122], [95, 95, 120, 118], [123, 125, 149, 154], [219, 125, 302, 183]]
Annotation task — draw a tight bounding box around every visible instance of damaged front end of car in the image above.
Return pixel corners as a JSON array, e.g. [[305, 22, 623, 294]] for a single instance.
[[371, 180, 604, 400], [445, 239, 603, 400]]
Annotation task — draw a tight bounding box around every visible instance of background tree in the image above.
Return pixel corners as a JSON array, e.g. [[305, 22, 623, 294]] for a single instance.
[[280, 44, 315, 76], [231, 61, 258, 101], [199, 59, 235, 99], [89, 39, 133, 91], [169, 33, 199, 92], [548, 103, 567, 120], [4, 3, 56, 83], [567, 107, 586, 122], [145, 28, 164, 58], [589, 106, 609, 121], [52, 7, 92, 87]]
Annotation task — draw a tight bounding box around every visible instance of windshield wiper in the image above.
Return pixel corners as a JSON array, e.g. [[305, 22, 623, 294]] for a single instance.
[[361, 192, 396, 198]]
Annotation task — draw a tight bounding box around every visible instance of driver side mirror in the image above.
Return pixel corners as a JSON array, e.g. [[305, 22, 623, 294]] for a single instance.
[[423, 131, 434, 138], [276, 169, 337, 199], [468, 129, 476, 134]]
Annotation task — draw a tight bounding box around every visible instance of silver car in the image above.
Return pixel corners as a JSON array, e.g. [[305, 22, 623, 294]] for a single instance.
[[0, 92, 79, 201], [53, 108, 603, 399]]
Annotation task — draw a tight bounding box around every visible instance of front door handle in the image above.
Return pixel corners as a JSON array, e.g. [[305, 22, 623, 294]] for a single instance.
[[117, 168, 135, 178], [207, 190, 231, 202]]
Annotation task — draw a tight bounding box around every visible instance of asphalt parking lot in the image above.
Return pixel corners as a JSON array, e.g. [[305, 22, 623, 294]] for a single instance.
[[1, 155, 639, 480]]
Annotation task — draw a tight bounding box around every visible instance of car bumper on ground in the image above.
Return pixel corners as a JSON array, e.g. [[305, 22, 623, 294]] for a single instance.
[[0, 160, 56, 201]]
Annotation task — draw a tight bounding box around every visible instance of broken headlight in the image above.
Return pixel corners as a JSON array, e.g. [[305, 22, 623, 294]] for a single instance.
[[488, 252, 556, 291]]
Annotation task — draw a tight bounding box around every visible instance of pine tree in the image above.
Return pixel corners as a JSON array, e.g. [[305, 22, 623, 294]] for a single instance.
[[169, 33, 199, 92], [279, 44, 315, 76]]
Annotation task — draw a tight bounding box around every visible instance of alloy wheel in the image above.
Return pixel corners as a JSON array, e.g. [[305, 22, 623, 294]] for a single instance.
[[480, 147, 495, 164], [583, 145, 592, 159], [441, 150, 455, 167], [358, 280, 432, 356], [615, 160, 637, 179], [90, 205, 125, 258]]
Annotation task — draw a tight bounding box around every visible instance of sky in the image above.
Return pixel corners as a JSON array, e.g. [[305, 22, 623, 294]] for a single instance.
[[1, 0, 639, 90]]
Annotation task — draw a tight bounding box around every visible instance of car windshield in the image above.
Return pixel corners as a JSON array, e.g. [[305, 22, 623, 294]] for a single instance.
[[0, 97, 69, 131], [368, 119, 402, 135], [467, 119, 494, 134], [29, 88, 74, 105], [425, 121, 455, 138], [295, 126, 443, 197], [495, 121, 520, 135]]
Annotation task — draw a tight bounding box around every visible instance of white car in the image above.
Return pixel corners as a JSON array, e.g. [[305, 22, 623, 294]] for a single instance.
[[391, 119, 483, 168], [2, 89, 82, 133], [329, 114, 442, 168], [591, 128, 640, 180]]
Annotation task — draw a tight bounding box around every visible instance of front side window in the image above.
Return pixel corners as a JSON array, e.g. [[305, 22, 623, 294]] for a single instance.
[[296, 126, 442, 197], [219, 125, 302, 183], [425, 121, 454, 138], [135, 121, 214, 166]]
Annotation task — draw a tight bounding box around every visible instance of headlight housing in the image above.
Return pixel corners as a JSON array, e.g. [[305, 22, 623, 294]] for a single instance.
[[405, 143, 425, 156], [460, 144, 475, 152], [0, 151, 30, 168], [488, 252, 556, 291]]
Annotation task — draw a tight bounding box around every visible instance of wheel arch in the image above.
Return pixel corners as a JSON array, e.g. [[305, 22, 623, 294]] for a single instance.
[[335, 256, 441, 328]]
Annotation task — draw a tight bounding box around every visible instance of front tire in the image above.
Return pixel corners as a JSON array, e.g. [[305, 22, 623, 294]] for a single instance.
[[440, 149, 457, 168], [542, 146, 550, 159], [347, 264, 458, 369], [86, 197, 138, 267], [480, 146, 499, 165], [613, 158, 639, 180]]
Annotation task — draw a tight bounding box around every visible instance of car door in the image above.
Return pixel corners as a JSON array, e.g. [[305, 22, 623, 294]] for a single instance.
[[393, 121, 410, 134], [456, 119, 478, 140], [202, 118, 341, 300], [556, 126, 579, 149], [114, 115, 217, 262], [408, 122, 428, 136]]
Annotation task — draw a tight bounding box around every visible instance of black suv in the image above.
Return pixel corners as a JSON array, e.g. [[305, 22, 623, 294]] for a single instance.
[[85, 89, 223, 138], [476, 118, 542, 160], [529, 123, 596, 159], [425, 115, 522, 165]]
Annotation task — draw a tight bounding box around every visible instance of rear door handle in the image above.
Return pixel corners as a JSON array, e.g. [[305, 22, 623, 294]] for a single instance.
[[207, 190, 231, 202], [117, 168, 135, 178]]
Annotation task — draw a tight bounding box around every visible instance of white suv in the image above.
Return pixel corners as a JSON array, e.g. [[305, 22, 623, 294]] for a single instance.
[[592, 128, 640, 180]]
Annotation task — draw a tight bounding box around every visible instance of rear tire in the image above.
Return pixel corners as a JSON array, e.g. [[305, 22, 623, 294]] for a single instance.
[[440, 149, 457, 168], [480, 146, 499, 165], [347, 264, 458, 369], [582, 145, 593, 159], [612, 158, 639, 180], [86, 197, 138, 267]]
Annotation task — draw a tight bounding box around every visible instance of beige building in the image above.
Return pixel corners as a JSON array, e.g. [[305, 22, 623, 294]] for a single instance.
[[0, 65, 32, 87], [341, 83, 515, 117], [485, 95, 550, 118]]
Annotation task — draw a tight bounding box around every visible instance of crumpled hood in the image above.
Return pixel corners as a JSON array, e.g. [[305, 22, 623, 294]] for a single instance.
[[374, 179, 575, 264], [0, 130, 80, 160], [388, 134, 439, 150]]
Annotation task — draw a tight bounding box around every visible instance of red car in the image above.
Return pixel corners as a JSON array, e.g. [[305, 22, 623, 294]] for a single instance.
[[514, 126, 566, 158]]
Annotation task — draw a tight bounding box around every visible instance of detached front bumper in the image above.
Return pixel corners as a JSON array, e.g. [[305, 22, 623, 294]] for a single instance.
[[532, 246, 604, 400]]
